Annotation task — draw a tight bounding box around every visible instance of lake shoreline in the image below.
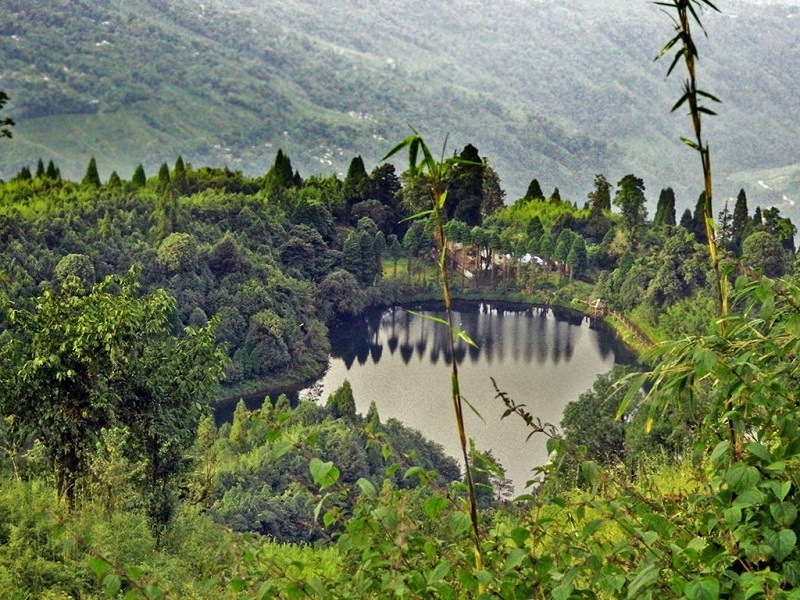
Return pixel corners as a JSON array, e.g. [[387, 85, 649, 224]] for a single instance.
[[215, 282, 643, 409]]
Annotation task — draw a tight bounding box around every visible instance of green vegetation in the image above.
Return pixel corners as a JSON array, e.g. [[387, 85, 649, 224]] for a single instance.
[[4, 0, 800, 596], [2, 0, 800, 210]]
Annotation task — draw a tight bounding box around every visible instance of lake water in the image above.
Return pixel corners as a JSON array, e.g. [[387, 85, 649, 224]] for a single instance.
[[311, 301, 633, 494]]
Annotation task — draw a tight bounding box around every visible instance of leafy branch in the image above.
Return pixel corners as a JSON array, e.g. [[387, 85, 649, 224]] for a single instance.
[[383, 131, 486, 578], [656, 0, 728, 317]]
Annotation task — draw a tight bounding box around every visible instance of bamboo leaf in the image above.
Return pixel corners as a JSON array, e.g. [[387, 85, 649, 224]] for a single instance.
[[671, 91, 690, 112], [680, 137, 703, 152], [381, 135, 417, 162], [460, 395, 485, 423], [697, 89, 722, 103], [616, 373, 647, 420]]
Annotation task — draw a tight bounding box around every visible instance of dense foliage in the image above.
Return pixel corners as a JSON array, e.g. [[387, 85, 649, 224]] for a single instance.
[[3, 0, 800, 591]]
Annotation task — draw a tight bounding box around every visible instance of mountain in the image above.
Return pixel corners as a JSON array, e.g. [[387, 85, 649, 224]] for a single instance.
[[1, 0, 799, 217]]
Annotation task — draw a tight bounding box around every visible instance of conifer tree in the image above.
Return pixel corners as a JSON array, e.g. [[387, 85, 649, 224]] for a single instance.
[[481, 160, 505, 218], [265, 149, 295, 191], [653, 187, 677, 227], [157, 162, 171, 192], [15, 166, 32, 181], [46, 160, 59, 180], [82, 156, 101, 187], [343, 155, 369, 217], [173, 156, 188, 195], [588, 174, 612, 213], [567, 236, 588, 278], [550, 187, 562, 202], [692, 192, 708, 244], [448, 144, 484, 226], [731, 188, 749, 253], [524, 178, 544, 201], [752, 206, 763, 228], [107, 171, 121, 188], [613, 174, 647, 247], [132, 164, 147, 189], [35, 158, 45, 179], [679, 208, 694, 230], [717, 201, 733, 250]]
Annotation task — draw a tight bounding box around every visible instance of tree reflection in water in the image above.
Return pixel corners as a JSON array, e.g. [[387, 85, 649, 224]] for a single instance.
[[322, 301, 635, 492]]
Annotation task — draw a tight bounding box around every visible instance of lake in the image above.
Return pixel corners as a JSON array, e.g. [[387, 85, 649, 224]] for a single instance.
[[309, 301, 634, 494]]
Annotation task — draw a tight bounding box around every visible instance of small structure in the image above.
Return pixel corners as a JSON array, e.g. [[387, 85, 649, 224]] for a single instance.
[[590, 299, 608, 318]]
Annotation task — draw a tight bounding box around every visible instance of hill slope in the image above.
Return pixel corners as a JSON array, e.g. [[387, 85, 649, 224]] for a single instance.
[[1, 0, 799, 214]]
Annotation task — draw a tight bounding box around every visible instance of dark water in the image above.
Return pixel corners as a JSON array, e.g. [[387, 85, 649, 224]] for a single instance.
[[312, 301, 633, 493]]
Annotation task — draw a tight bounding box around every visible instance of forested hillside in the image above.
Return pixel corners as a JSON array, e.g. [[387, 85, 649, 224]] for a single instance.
[[5, 0, 800, 597], [1, 0, 799, 213]]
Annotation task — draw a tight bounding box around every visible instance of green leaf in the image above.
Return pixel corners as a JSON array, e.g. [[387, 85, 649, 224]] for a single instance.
[[685, 578, 720, 600], [510, 527, 530, 547], [725, 463, 760, 493], [616, 373, 647, 419], [765, 528, 796, 562], [710, 440, 731, 465], [404, 466, 424, 480], [475, 570, 493, 586], [771, 502, 798, 527], [314, 493, 331, 524], [580, 461, 600, 492], [449, 512, 471, 535], [552, 583, 573, 600], [503, 548, 528, 573], [746, 442, 771, 463], [271, 439, 293, 459], [103, 574, 122, 598], [428, 561, 450, 585], [309, 458, 340, 489], [89, 557, 110, 578], [424, 496, 448, 520], [356, 477, 377, 499], [627, 564, 659, 598]]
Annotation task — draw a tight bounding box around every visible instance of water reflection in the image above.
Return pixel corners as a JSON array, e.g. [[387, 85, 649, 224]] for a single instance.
[[321, 301, 634, 493], [328, 302, 614, 369]]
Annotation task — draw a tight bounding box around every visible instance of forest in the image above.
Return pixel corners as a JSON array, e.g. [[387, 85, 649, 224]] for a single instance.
[[3, 1, 800, 598]]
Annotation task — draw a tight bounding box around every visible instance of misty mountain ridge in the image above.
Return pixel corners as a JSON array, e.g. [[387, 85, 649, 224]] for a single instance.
[[1, 0, 799, 218]]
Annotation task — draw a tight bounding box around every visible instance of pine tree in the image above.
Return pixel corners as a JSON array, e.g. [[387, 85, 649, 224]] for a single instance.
[[132, 164, 147, 189], [35, 158, 45, 179], [588, 174, 612, 213], [157, 162, 171, 192], [731, 188, 749, 254], [692, 192, 708, 244], [752, 206, 763, 228], [265, 149, 295, 190], [613, 174, 647, 247], [343, 155, 370, 217], [654, 187, 677, 227], [567, 236, 588, 278], [449, 144, 484, 226], [481, 159, 505, 218], [550, 187, 562, 203], [717, 201, 733, 250], [524, 178, 544, 201], [82, 156, 101, 187], [45, 160, 58, 180], [326, 380, 356, 420], [173, 156, 188, 195], [679, 208, 694, 230], [107, 171, 122, 188]]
